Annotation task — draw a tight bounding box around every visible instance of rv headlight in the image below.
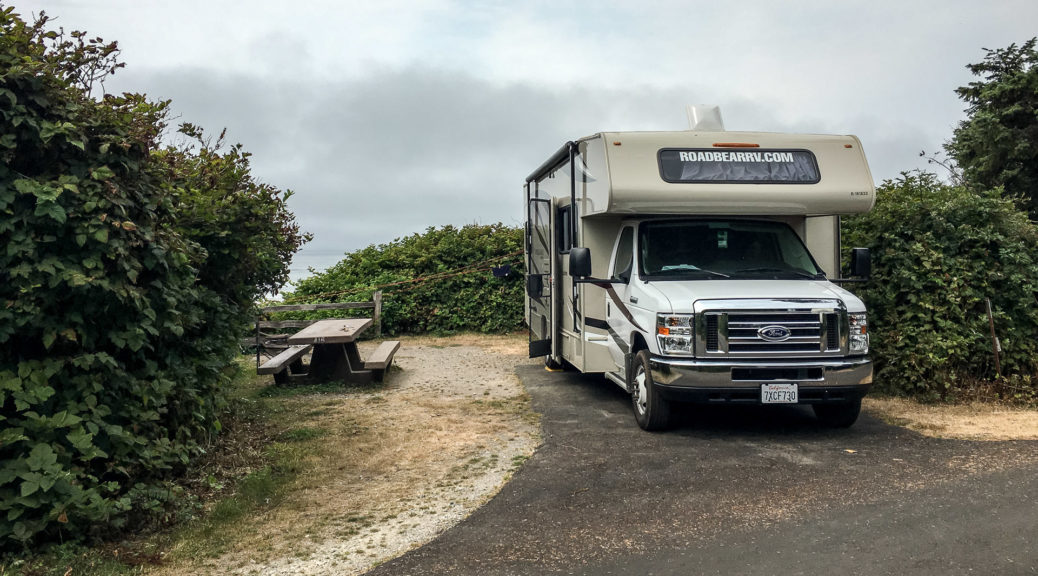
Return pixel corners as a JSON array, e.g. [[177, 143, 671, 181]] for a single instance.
[[849, 313, 869, 355], [657, 314, 694, 355]]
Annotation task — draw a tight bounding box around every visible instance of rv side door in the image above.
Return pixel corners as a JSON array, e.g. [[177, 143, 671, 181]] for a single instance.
[[526, 196, 553, 358]]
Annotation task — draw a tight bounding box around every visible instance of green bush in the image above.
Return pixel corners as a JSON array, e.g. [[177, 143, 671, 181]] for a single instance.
[[157, 124, 309, 306], [288, 224, 524, 334], [0, 8, 306, 550], [843, 172, 1038, 399]]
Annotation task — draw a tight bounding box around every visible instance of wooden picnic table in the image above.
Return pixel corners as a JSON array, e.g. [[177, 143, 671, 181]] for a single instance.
[[288, 318, 374, 384]]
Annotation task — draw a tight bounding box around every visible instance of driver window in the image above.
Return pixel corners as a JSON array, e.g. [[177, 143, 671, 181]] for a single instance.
[[612, 227, 634, 282]]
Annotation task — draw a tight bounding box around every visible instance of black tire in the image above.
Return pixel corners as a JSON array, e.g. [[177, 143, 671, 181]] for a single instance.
[[630, 350, 671, 431], [544, 356, 564, 370], [813, 398, 862, 428]]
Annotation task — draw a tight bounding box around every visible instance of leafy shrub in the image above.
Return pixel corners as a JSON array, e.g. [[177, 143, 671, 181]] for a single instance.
[[843, 172, 1038, 399], [0, 8, 305, 549], [289, 224, 524, 334], [157, 124, 309, 306]]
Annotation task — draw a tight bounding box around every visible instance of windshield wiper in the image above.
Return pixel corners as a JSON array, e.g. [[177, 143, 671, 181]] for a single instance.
[[696, 268, 731, 278], [652, 268, 730, 279], [734, 267, 823, 280]]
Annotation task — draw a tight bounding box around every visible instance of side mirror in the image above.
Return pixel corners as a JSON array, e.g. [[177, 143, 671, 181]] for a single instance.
[[569, 247, 592, 278], [849, 247, 871, 279]]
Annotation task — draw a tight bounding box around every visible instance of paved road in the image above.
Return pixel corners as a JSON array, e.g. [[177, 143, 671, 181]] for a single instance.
[[370, 365, 1038, 575]]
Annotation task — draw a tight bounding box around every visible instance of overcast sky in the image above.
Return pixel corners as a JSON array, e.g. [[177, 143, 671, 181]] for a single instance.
[[19, 0, 1038, 283]]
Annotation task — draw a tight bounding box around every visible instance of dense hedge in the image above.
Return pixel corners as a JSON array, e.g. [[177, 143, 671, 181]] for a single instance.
[[0, 8, 306, 549], [843, 172, 1038, 400], [288, 224, 524, 334]]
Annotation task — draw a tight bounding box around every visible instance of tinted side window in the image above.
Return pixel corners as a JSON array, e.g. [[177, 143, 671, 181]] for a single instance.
[[612, 227, 634, 282], [557, 206, 572, 253]]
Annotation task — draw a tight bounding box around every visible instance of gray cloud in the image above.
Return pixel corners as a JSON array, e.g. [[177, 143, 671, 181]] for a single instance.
[[109, 63, 954, 281], [27, 0, 1038, 291]]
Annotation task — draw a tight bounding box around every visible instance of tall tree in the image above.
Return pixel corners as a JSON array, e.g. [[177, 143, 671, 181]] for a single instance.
[[945, 38, 1038, 217]]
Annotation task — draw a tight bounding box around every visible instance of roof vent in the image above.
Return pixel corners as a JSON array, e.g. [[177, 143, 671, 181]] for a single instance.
[[686, 104, 725, 131]]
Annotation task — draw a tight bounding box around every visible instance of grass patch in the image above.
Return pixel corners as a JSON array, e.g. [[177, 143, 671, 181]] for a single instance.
[[258, 381, 352, 398], [257, 380, 386, 399], [211, 467, 280, 523], [1, 358, 334, 575], [277, 427, 328, 442], [167, 465, 291, 561], [864, 395, 1038, 440], [468, 393, 540, 426], [0, 543, 134, 576], [510, 454, 530, 470], [147, 374, 324, 564]]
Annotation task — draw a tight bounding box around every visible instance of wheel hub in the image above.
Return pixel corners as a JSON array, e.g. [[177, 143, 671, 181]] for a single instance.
[[635, 368, 648, 414]]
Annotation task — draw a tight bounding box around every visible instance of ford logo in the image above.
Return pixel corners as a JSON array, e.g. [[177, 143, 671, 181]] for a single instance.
[[758, 325, 792, 342]]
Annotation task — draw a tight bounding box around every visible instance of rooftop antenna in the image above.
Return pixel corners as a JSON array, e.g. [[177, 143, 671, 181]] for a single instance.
[[686, 104, 724, 131]]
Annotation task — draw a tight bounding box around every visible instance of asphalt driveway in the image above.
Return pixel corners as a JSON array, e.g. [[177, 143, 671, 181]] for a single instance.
[[369, 365, 1038, 575]]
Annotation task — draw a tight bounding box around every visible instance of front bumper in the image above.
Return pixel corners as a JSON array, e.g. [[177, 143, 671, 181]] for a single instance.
[[649, 356, 873, 404]]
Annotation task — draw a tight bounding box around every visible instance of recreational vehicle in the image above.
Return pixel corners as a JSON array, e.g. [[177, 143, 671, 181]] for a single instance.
[[524, 122, 875, 430]]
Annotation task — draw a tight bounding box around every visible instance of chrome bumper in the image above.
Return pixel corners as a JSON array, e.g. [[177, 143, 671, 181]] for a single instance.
[[648, 356, 873, 404]]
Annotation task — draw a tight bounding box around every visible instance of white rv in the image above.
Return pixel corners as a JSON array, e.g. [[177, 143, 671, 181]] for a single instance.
[[524, 125, 875, 430]]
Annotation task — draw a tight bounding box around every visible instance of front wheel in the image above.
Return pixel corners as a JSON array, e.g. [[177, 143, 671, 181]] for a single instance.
[[813, 398, 862, 428], [630, 350, 672, 431]]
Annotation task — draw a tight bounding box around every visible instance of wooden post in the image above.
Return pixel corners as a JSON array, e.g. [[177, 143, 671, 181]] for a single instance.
[[255, 314, 262, 369], [986, 298, 1001, 378], [373, 290, 383, 338]]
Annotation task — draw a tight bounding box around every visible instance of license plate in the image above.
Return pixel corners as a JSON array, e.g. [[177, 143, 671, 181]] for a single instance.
[[761, 383, 798, 404]]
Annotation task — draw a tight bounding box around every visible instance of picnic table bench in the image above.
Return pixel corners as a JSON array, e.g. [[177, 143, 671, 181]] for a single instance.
[[257, 344, 312, 385], [363, 340, 401, 382]]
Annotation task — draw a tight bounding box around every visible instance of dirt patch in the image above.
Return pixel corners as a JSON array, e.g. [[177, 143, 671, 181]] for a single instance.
[[150, 333, 539, 576], [865, 396, 1038, 440]]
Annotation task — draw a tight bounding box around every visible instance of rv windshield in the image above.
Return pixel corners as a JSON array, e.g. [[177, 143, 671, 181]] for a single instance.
[[638, 220, 824, 280]]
